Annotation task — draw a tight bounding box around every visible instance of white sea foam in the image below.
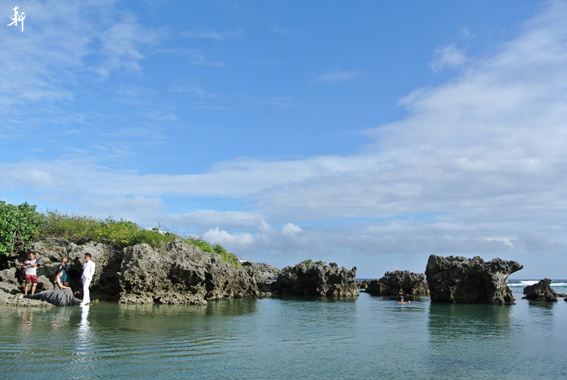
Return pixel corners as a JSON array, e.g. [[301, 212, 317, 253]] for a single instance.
[[508, 280, 567, 288]]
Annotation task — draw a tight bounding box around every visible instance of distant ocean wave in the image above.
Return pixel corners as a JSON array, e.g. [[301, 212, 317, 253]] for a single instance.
[[508, 280, 567, 288], [356, 278, 567, 293], [357, 279, 567, 288]]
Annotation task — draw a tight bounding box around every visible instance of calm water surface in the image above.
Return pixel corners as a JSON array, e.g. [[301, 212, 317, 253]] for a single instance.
[[1, 283, 566, 379]]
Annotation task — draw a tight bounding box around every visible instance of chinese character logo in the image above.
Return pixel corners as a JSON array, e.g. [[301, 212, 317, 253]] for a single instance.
[[8, 6, 25, 32]]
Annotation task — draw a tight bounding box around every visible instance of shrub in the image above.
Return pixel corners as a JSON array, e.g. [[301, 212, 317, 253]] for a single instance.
[[302, 259, 313, 266], [38, 210, 240, 268], [212, 244, 241, 269], [182, 236, 214, 253], [0, 201, 42, 256], [301, 259, 326, 267]]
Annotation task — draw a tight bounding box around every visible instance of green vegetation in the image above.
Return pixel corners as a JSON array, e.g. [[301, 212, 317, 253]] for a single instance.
[[212, 243, 241, 269], [0, 201, 240, 268], [181, 236, 240, 268], [301, 259, 326, 267], [40, 211, 177, 248], [0, 201, 42, 256]]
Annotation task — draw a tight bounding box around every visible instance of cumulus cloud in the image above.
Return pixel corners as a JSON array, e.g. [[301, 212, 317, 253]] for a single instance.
[[282, 223, 303, 235], [202, 227, 255, 246]]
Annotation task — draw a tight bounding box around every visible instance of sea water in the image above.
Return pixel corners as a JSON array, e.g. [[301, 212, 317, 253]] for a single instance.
[[1, 280, 566, 379]]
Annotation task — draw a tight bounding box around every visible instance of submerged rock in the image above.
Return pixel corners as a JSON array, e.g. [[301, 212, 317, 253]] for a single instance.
[[272, 262, 359, 297], [425, 255, 522, 305], [364, 270, 429, 296], [522, 279, 558, 302]]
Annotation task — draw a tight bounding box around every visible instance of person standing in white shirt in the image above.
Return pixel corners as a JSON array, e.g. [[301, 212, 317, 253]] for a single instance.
[[81, 253, 95, 305], [21, 252, 39, 295]]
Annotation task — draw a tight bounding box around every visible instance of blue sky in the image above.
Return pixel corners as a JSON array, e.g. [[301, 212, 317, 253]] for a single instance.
[[1, 0, 566, 278]]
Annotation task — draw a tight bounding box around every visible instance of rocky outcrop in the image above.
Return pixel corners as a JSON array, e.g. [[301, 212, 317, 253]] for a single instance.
[[272, 262, 359, 297], [0, 267, 54, 306], [425, 255, 523, 305], [0, 291, 55, 307], [522, 279, 558, 302], [0, 237, 279, 306], [240, 262, 280, 296], [241, 261, 280, 281], [364, 270, 429, 296], [118, 240, 259, 305], [357, 280, 372, 289], [21, 238, 119, 301], [0, 267, 18, 285], [0, 262, 55, 306]]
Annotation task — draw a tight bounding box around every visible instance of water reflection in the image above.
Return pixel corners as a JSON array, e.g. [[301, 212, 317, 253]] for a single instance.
[[50, 307, 72, 331], [526, 299, 557, 309], [75, 305, 94, 362], [428, 303, 511, 339], [426, 303, 513, 378], [20, 311, 34, 331]]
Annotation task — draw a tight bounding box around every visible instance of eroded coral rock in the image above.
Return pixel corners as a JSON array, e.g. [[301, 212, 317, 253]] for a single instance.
[[364, 270, 429, 296], [272, 262, 359, 297], [522, 278, 558, 302], [425, 254, 522, 305]]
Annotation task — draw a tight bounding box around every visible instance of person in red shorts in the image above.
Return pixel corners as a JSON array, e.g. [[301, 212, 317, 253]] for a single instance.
[[21, 252, 39, 295]]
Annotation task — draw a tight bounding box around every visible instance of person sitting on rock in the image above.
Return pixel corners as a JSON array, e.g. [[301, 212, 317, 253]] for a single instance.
[[25, 267, 80, 306]]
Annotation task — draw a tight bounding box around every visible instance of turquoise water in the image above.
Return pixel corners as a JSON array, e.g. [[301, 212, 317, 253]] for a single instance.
[[1, 282, 566, 379]]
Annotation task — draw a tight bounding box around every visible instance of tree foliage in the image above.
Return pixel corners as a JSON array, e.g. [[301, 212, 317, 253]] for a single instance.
[[0, 201, 42, 256]]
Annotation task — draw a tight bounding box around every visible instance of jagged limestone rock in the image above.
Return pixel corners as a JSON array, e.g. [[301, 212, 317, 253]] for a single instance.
[[425, 254, 522, 305], [522, 278, 558, 302], [272, 262, 359, 297], [364, 270, 429, 296], [2, 238, 278, 305]]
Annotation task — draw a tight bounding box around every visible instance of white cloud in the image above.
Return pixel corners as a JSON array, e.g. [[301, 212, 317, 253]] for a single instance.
[[3, 1, 567, 277], [0, 1, 164, 115], [182, 27, 244, 41], [171, 79, 217, 98], [430, 44, 467, 72], [95, 13, 163, 79], [202, 227, 255, 246], [282, 223, 303, 235], [315, 69, 360, 84], [271, 26, 293, 35]]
